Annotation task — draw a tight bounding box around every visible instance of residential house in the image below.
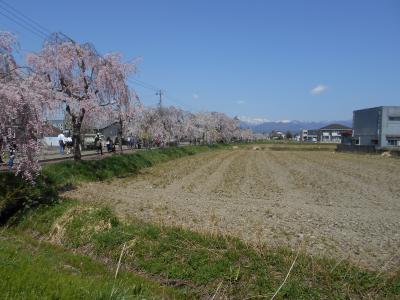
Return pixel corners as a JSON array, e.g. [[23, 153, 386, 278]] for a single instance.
[[270, 130, 285, 140], [99, 122, 120, 142], [319, 124, 352, 143], [300, 123, 352, 143], [300, 129, 319, 142]]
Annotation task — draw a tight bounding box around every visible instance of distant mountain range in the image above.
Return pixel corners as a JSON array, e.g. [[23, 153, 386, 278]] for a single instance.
[[240, 119, 352, 133]]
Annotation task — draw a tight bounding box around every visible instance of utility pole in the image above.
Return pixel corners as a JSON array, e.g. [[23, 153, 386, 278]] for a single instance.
[[156, 89, 163, 110]]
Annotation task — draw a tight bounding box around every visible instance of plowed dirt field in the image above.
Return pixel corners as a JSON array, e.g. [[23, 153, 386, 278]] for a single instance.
[[64, 146, 400, 271]]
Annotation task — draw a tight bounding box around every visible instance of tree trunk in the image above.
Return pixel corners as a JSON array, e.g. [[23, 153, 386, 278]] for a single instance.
[[66, 106, 85, 161], [72, 122, 82, 160], [118, 118, 123, 153]]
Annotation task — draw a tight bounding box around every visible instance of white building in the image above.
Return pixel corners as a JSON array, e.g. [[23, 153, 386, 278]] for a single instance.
[[319, 124, 352, 143]]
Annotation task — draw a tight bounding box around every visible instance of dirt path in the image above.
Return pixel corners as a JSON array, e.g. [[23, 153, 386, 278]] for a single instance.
[[64, 148, 400, 272]]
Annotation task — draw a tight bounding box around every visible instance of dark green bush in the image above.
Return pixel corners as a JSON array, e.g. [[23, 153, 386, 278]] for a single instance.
[[0, 172, 58, 224]]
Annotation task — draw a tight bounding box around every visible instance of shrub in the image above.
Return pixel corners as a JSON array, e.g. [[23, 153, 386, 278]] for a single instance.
[[0, 172, 57, 224]]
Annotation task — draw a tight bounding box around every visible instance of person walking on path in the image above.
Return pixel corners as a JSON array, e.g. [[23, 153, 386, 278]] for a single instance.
[[94, 133, 103, 155], [0, 137, 4, 164], [57, 132, 65, 155], [106, 137, 112, 152], [7, 143, 16, 170], [129, 134, 134, 149], [65, 136, 73, 154]]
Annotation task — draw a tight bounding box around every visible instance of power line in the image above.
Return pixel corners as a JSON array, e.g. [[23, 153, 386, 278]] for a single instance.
[[128, 79, 193, 111], [0, 1, 50, 38], [0, 0, 51, 35], [127, 78, 159, 92], [0, 10, 47, 41], [130, 77, 160, 91], [137, 93, 159, 98], [164, 92, 195, 112]]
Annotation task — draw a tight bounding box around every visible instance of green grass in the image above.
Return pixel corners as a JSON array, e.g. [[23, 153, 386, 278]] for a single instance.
[[42, 144, 228, 187], [12, 200, 400, 299], [0, 232, 188, 299]]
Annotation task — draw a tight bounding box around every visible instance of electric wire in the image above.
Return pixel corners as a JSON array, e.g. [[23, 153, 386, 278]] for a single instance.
[[0, 0, 51, 35], [0, 10, 47, 40], [0, 1, 49, 38]]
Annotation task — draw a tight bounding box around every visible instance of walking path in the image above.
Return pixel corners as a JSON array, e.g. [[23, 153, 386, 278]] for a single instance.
[[0, 146, 139, 171]]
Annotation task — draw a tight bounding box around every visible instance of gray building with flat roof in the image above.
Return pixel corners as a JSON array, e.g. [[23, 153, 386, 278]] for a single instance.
[[353, 106, 400, 148]]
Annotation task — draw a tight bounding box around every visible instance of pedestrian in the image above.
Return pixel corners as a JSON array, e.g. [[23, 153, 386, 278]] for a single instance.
[[94, 133, 103, 155], [129, 134, 134, 149], [8, 143, 15, 170], [57, 132, 65, 155], [155, 137, 161, 148], [65, 136, 73, 154], [106, 137, 112, 152], [114, 136, 119, 150], [0, 137, 4, 164]]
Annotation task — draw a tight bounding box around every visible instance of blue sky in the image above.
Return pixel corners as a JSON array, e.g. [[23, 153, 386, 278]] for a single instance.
[[1, 0, 399, 121]]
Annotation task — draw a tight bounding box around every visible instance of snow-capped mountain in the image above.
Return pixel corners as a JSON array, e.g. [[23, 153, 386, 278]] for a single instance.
[[238, 116, 270, 125], [240, 118, 352, 133]]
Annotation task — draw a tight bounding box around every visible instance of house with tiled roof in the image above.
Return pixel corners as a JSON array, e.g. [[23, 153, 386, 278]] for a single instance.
[[300, 123, 352, 143], [319, 123, 352, 143]]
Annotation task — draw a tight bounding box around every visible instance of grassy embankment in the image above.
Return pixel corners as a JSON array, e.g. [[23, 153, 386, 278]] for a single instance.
[[1, 143, 399, 299], [0, 230, 187, 299], [6, 200, 400, 299]]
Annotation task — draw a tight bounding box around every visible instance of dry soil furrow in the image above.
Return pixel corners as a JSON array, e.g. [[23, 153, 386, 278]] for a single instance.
[[211, 150, 252, 197], [260, 150, 400, 270], [138, 150, 235, 188], [164, 149, 242, 194], [295, 151, 400, 198], [243, 151, 285, 200], [64, 148, 400, 272], [288, 151, 400, 210]]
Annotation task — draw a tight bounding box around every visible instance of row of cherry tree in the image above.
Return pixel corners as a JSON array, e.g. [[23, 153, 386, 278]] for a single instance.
[[1, 31, 253, 181], [128, 106, 252, 147]]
